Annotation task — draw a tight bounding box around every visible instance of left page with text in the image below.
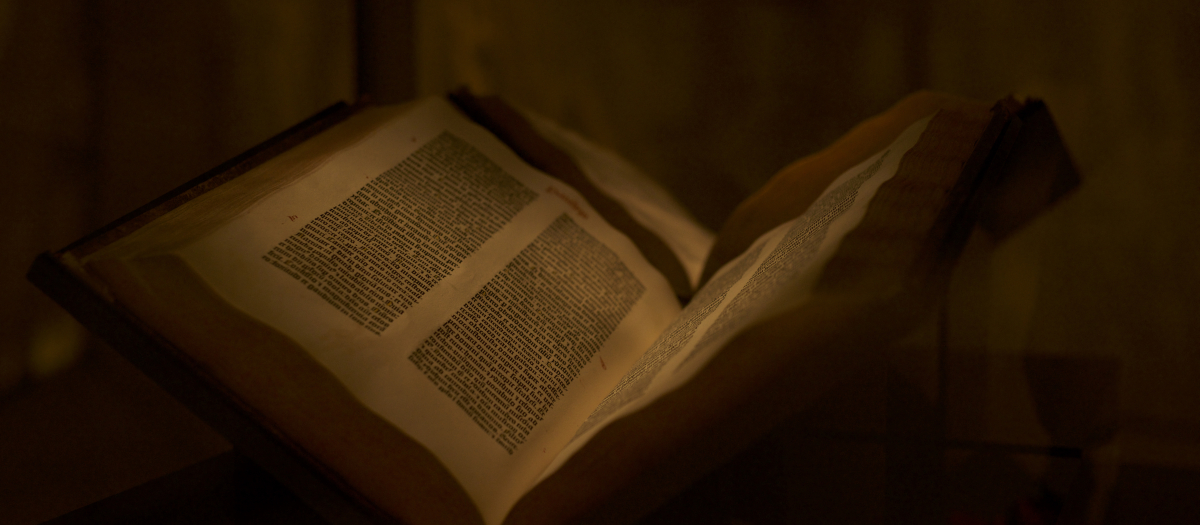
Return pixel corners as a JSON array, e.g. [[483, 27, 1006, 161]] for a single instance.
[[84, 97, 681, 525]]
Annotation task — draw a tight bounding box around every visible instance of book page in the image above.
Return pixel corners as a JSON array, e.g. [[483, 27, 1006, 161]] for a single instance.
[[172, 98, 680, 524], [545, 116, 933, 475]]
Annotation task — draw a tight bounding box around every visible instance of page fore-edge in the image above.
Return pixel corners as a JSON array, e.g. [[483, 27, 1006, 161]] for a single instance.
[[65, 101, 362, 259]]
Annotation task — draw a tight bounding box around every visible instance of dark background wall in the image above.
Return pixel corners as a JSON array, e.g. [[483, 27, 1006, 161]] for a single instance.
[[1, 1, 1197, 523]]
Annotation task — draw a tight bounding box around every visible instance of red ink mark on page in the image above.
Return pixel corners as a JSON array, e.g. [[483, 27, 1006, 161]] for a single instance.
[[599, 356, 607, 370], [546, 186, 588, 219], [288, 215, 298, 222]]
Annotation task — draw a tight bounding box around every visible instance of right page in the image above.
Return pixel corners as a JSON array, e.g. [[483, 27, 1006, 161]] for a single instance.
[[505, 94, 1016, 525], [542, 115, 933, 476]]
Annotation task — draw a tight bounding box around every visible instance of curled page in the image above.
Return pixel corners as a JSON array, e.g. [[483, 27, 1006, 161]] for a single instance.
[[545, 115, 933, 477]]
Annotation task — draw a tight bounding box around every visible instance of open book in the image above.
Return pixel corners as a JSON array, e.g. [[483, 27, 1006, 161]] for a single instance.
[[29, 90, 1077, 525]]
